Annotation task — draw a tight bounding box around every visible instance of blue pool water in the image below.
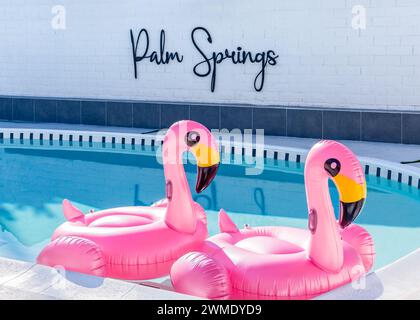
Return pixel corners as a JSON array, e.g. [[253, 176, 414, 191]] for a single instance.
[[0, 141, 419, 270]]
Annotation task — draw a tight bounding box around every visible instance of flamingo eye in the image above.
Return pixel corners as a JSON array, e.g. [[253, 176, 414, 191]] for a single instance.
[[324, 158, 341, 177], [185, 131, 200, 147]]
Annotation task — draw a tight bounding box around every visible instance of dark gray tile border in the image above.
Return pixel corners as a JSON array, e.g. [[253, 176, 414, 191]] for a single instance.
[[221, 106, 252, 130], [133, 103, 161, 129], [57, 100, 81, 124], [3, 95, 420, 145], [189, 104, 220, 130], [12, 98, 34, 122], [0, 98, 13, 120], [323, 110, 361, 140], [287, 109, 322, 139], [402, 113, 420, 145], [161, 104, 189, 129], [81, 101, 106, 126], [106, 102, 133, 127], [362, 112, 402, 143], [34, 99, 57, 123], [253, 107, 286, 136]]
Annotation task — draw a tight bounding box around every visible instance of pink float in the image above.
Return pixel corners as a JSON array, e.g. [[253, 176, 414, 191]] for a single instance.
[[37, 120, 220, 280], [171, 140, 375, 299]]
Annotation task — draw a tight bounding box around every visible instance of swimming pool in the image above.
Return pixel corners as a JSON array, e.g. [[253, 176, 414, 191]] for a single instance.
[[0, 140, 419, 270]]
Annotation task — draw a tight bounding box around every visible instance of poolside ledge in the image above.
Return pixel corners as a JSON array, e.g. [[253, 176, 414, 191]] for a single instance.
[[0, 250, 418, 299], [316, 249, 420, 300], [0, 257, 198, 300]]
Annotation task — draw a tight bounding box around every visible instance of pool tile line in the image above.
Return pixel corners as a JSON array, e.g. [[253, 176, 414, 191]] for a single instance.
[[0, 127, 420, 189], [4, 96, 420, 145]]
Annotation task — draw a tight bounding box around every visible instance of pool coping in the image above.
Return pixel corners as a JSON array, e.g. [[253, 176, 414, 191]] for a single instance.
[[0, 257, 198, 300]]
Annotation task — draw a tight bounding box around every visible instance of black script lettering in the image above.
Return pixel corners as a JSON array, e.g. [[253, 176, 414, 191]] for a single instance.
[[130, 29, 183, 78], [191, 27, 279, 92]]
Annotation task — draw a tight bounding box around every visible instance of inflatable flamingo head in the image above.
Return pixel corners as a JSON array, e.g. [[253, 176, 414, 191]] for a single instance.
[[305, 140, 367, 228], [163, 120, 220, 193]]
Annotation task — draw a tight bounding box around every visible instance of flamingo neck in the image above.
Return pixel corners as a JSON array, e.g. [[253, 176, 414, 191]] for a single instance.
[[163, 155, 196, 234], [306, 173, 343, 272]]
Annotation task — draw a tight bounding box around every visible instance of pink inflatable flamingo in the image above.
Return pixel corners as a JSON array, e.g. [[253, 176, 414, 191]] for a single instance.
[[37, 120, 220, 280], [171, 140, 375, 299]]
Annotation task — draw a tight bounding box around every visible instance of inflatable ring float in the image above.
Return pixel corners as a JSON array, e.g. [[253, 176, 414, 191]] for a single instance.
[[171, 140, 375, 299], [37, 120, 220, 280]]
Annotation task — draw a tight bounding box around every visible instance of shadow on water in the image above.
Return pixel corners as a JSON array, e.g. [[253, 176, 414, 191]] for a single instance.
[[0, 207, 15, 221], [254, 188, 266, 215], [193, 183, 218, 211], [133, 184, 151, 207]]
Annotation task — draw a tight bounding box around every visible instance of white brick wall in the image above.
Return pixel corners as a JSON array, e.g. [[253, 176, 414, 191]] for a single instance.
[[0, 0, 419, 110]]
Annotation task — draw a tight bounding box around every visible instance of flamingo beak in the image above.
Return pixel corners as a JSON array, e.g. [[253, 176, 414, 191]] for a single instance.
[[196, 164, 219, 193], [332, 174, 367, 228], [339, 199, 365, 228], [191, 143, 220, 193]]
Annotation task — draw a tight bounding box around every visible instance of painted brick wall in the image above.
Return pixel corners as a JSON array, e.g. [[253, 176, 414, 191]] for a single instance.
[[0, 0, 419, 110]]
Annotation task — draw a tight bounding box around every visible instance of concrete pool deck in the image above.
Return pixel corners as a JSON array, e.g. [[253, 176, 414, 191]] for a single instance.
[[264, 135, 420, 170], [0, 121, 418, 300], [0, 257, 196, 300], [316, 249, 420, 300]]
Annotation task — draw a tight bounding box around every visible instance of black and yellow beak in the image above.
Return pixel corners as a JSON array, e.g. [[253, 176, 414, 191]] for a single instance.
[[190, 143, 220, 193], [332, 174, 367, 228], [196, 164, 219, 193], [339, 199, 365, 228]]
